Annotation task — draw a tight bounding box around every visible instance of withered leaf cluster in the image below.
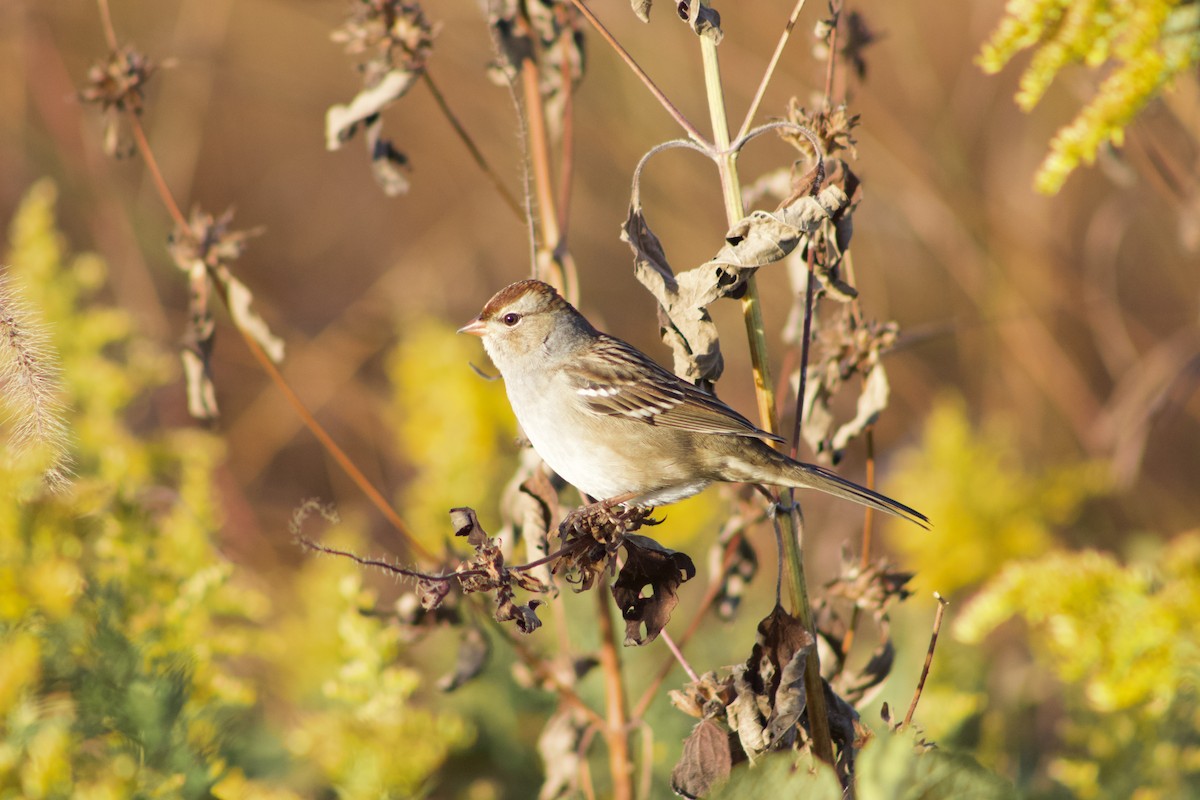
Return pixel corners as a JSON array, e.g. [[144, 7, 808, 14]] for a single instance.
[[801, 314, 898, 463], [167, 208, 283, 420], [549, 505, 695, 646], [79, 46, 158, 157], [449, 507, 547, 634], [624, 185, 849, 384], [327, 0, 438, 195], [670, 603, 872, 797], [818, 554, 914, 709]]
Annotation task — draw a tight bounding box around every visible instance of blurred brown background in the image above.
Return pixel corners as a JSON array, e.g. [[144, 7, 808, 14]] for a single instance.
[[2, 0, 1197, 556]]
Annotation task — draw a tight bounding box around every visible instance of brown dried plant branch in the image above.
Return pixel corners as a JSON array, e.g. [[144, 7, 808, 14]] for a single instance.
[[904, 593, 948, 729], [89, 0, 432, 562]]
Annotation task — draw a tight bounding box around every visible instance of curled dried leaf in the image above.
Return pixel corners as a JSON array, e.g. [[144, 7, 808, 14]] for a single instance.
[[798, 309, 899, 463], [704, 187, 849, 285], [677, 0, 723, 43], [624, 205, 724, 384], [631, 0, 653, 23], [495, 584, 543, 633], [611, 533, 696, 646], [728, 666, 767, 760]]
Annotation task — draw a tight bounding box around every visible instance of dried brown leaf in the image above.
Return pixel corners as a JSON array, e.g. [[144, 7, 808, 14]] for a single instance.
[[624, 205, 725, 383], [671, 719, 734, 798], [728, 666, 767, 760], [611, 533, 696, 646], [764, 650, 808, 749], [830, 361, 889, 455], [746, 604, 815, 700], [211, 264, 285, 363]]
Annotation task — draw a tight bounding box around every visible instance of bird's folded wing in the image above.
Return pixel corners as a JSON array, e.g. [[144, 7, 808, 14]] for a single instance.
[[566, 335, 783, 443]]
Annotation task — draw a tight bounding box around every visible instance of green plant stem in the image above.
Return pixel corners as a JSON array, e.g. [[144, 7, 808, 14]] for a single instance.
[[698, 23, 836, 766]]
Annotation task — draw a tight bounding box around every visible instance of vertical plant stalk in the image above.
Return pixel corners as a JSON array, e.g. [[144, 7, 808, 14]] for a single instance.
[[697, 25, 836, 765], [595, 589, 634, 800]]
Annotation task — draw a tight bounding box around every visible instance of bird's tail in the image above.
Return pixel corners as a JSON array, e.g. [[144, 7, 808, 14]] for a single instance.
[[768, 458, 930, 529]]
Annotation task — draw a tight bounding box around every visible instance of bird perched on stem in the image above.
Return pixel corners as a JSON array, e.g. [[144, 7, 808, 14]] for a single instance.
[[459, 279, 928, 529]]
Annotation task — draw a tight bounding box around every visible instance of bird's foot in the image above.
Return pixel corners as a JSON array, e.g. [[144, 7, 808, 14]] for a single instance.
[[557, 499, 658, 541]]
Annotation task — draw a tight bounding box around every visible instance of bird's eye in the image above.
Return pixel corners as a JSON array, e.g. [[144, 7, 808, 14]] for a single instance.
[[502, 313, 521, 326]]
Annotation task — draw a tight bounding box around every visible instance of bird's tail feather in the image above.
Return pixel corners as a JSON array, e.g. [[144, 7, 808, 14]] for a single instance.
[[777, 460, 930, 529]]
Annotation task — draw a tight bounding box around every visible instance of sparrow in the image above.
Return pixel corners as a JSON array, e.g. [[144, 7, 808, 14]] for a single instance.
[[459, 279, 928, 528]]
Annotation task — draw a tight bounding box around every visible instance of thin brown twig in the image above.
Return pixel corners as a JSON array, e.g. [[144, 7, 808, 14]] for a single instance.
[[860, 428, 876, 568], [903, 593, 949, 729], [736, 0, 810, 141], [660, 629, 700, 683], [568, 0, 706, 144], [556, 53, 576, 245], [238, 330, 434, 562], [421, 71, 524, 221], [789, 244, 819, 460], [95, 0, 119, 50], [128, 116, 187, 229], [823, 0, 842, 103], [297, 535, 441, 578], [96, 0, 437, 564]]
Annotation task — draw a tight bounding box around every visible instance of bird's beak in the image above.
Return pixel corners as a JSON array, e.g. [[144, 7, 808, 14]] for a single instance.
[[457, 317, 486, 337]]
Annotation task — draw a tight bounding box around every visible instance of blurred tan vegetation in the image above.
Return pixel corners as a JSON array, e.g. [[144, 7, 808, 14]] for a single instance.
[[1, 0, 1199, 797]]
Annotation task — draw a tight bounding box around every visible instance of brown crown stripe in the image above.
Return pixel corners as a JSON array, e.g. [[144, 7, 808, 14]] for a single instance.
[[479, 279, 562, 320]]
